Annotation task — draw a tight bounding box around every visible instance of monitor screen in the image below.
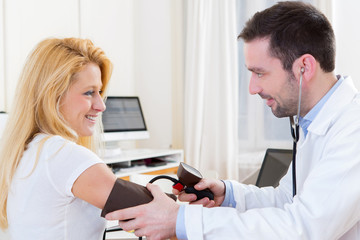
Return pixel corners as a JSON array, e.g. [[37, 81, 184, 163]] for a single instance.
[[102, 96, 149, 142], [255, 149, 292, 188]]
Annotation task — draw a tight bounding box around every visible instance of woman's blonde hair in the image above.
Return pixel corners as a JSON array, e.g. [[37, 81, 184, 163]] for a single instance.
[[0, 38, 113, 229]]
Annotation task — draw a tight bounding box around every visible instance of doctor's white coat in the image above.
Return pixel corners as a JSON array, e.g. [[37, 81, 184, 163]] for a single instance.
[[182, 76, 360, 240]]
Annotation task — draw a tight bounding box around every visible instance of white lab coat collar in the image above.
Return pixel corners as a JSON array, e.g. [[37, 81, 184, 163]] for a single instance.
[[307, 76, 358, 136]]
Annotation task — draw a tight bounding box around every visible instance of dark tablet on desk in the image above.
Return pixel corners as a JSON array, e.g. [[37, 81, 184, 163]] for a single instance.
[[255, 148, 292, 187]]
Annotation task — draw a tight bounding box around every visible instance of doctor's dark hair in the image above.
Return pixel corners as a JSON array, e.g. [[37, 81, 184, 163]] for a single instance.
[[238, 1, 335, 73]]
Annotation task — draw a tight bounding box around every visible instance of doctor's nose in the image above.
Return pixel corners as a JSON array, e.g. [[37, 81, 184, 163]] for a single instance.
[[249, 74, 262, 95]]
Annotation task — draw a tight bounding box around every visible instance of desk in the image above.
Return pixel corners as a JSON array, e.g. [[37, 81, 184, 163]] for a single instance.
[[103, 149, 183, 180]]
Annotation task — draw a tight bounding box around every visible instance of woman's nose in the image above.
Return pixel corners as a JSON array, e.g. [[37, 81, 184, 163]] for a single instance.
[[93, 94, 106, 112]]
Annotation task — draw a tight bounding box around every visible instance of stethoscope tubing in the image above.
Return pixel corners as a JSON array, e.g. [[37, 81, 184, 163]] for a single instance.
[[289, 68, 304, 197]]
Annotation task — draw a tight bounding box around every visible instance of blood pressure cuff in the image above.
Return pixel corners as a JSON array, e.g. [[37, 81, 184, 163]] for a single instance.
[[101, 178, 177, 217]]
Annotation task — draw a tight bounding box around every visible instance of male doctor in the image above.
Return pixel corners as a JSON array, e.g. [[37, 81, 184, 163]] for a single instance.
[[106, 2, 360, 239]]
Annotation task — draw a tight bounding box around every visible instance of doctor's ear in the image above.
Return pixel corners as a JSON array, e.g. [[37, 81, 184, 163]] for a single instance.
[[294, 54, 316, 81]]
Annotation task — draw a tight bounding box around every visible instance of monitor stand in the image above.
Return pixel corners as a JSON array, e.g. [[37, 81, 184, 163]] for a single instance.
[[103, 141, 123, 158]]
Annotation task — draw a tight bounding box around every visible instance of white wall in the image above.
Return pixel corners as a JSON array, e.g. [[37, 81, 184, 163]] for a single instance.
[[80, 0, 135, 96], [3, 0, 80, 109], [332, 0, 360, 89], [0, 0, 5, 111], [0, 0, 180, 150], [134, 0, 173, 149]]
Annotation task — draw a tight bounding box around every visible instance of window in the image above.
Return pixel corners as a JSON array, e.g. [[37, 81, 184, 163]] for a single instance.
[[236, 0, 294, 152]]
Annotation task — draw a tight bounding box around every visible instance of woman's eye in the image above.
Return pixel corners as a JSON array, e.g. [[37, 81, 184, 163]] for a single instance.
[[84, 91, 94, 96]]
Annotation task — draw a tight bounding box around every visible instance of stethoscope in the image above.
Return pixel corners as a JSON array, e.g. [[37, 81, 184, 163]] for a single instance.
[[289, 67, 304, 197]]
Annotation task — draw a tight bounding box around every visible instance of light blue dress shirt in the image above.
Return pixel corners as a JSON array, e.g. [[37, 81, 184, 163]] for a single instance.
[[299, 76, 343, 137]]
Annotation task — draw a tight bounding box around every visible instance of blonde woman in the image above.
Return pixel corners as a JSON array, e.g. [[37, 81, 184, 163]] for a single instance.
[[0, 38, 118, 239]]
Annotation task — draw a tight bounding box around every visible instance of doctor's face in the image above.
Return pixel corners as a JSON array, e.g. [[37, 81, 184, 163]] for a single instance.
[[59, 63, 106, 137], [244, 38, 298, 118]]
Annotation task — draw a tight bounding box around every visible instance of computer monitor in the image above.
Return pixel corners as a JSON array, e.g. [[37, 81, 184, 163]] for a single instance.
[[255, 148, 293, 188], [102, 96, 149, 142]]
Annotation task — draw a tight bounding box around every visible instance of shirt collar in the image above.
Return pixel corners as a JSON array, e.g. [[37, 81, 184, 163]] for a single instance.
[[299, 75, 344, 137]]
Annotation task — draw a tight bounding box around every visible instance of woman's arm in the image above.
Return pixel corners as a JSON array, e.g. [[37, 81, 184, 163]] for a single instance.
[[72, 163, 117, 209]]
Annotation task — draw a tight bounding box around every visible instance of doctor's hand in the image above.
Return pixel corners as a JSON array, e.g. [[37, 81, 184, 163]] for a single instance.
[[105, 183, 179, 240], [173, 178, 225, 208]]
